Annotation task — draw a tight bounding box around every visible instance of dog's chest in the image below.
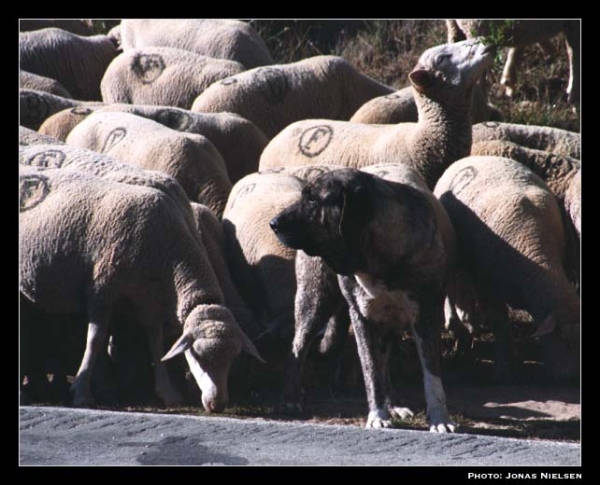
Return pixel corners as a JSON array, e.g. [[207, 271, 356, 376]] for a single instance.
[[353, 272, 420, 328]]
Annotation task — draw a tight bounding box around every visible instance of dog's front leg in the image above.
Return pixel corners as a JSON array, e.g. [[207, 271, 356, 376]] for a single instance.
[[411, 291, 456, 433]]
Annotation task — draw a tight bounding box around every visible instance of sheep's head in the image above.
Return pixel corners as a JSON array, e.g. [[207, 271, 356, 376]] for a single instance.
[[161, 304, 264, 413], [409, 38, 495, 97]]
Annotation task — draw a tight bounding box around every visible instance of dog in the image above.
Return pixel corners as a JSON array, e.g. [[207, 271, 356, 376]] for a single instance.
[[270, 167, 456, 432]]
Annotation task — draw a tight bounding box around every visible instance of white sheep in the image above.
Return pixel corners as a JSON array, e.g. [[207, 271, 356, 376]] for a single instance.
[[350, 82, 501, 124], [447, 19, 580, 103], [20, 165, 263, 410], [564, 169, 581, 239], [19, 28, 119, 101], [100, 47, 246, 109], [38, 106, 100, 141], [19, 89, 102, 130], [65, 111, 232, 218], [20, 70, 73, 98], [258, 38, 495, 189], [472, 121, 581, 159], [191, 55, 396, 139], [434, 156, 580, 383], [119, 19, 273, 69], [19, 126, 65, 147]]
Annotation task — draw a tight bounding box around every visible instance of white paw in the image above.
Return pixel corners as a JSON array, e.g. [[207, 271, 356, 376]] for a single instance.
[[388, 406, 414, 421], [366, 408, 392, 429], [429, 422, 456, 433]]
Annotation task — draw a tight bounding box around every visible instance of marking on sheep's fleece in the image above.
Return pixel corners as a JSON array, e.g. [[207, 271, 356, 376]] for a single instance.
[[385, 93, 403, 100], [371, 170, 389, 179], [21, 91, 49, 124], [295, 166, 328, 181], [449, 166, 477, 195], [20, 174, 50, 212], [156, 109, 194, 131], [71, 107, 93, 116], [102, 127, 127, 152], [25, 149, 66, 169], [482, 122, 500, 128], [259, 167, 285, 174], [299, 125, 334, 158], [255, 67, 289, 104], [132, 53, 166, 84], [229, 183, 256, 209], [221, 78, 238, 86]]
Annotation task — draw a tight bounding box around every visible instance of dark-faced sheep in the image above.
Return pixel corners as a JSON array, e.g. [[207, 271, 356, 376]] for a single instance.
[[20, 19, 94, 36], [100, 47, 246, 109], [447, 19, 580, 103], [434, 156, 580, 383], [65, 111, 232, 218], [20, 165, 263, 411], [259, 39, 495, 189], [191, 55, 395, 139], [20, 28, 119, 101], [119, 19, 273, 69]]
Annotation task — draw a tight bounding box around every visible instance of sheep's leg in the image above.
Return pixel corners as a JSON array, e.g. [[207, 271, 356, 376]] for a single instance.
[[489, 303, 512, 384], [411, 291, 455, 433], [71, 308, 111, 408], [146, 325, 184, 406], [564, 23, 580, 104], [500, 46, 524, 97], [283, 253, 341, 413]]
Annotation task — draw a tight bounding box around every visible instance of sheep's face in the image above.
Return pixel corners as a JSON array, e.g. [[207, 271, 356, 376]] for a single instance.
[[270, 168, 375, 276], [409, 38, 495, 95], [162, 305, 264, 413]]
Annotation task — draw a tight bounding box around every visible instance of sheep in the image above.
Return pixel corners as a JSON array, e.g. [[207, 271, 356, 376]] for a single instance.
[[19, 126, 65, 146], [446, 19, 580, 103], [191, 55, 396, 139], [20, 70, 73, 98], [19, 89, 102, 130], [119, 19, 273, 69], [470, 140, 580, 203], [39, 104, 268, 184], [434, 156, 580, 383], [565, 169, 581, 239], [20, 165, 264, 410], [258, 38, 495, 189], [100, 47, 246, 109], [472, 121, 581, 159], [350, 82, 501, 124], [20, 28, 119, 101], [20, 19, 94, 36], [65, 111, 232, 218]]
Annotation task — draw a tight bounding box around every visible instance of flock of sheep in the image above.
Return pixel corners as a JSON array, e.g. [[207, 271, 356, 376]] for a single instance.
[[19, 19, 580, 432]]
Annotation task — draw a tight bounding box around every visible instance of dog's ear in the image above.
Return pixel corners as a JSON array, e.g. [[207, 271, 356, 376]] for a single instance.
[[339, 181, 375, 242]]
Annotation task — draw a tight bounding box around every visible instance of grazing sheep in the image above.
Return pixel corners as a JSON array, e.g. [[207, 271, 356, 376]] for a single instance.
[[19, 89, 102, 130], [20, 165, 263, 410], [447, 19, 580, 103], [20, 70, 73, 98], [434, 156, 580, 383], [119, 19, 273, 69], [19, 126, 65, 146], [20, 28, 118, 101], [350, 82, 501, 124], [20, 19, 94, 36], [39, 104, 268, 183], [65, 111, 232, 217], [470, 140, 580, 203], [101, 47, 246, 109], [564, 169, 581, 239], [189, 202, 260, 337], [191, 55, 395, 139], [258, 39, 495, 189], [473, 121, 581, 159]]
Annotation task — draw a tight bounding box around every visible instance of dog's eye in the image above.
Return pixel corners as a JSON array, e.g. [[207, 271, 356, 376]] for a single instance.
[[305, 196, 318, 210], [436, 54, 451, 66]]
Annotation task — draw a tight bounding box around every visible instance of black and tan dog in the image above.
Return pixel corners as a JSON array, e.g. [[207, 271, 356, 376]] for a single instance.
[[270, 166, 456, 432]]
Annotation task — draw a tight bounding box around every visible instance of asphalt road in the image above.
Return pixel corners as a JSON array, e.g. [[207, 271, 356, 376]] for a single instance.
[[19, 406, 581, 466]]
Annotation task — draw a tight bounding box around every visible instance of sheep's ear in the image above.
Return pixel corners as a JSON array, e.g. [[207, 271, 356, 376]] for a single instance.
[[238, 329, 266, 364], [409, 69, 435, 92], [532, 315, 556, 338], [161, 332, 194, 361]]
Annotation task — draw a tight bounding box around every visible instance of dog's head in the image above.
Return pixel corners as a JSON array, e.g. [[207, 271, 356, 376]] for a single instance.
[[270, 169, 376, 275]]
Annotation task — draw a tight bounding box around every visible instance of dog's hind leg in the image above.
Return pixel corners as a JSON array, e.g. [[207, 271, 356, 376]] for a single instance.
[[411, 290, 455, 433], [282, 252, 342, 413]]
